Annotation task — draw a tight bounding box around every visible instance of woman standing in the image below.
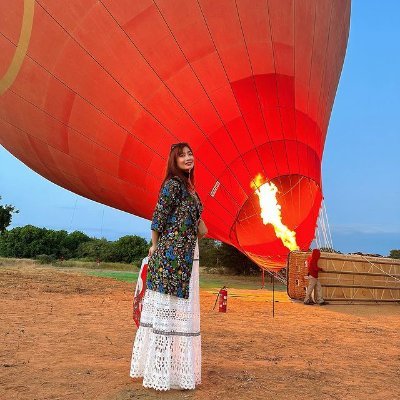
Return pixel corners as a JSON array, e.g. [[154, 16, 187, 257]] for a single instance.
[[130, 142, 206, 391]]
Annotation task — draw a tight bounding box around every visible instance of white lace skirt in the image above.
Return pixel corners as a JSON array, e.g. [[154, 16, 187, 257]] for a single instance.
[[130, 241, 201, 390]]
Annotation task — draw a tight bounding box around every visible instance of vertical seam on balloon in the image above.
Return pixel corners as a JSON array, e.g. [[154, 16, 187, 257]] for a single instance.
[[0, 0, 35, 96], [293, 0, 301, 223], [309, 0, 339, 238], [303, 0, 320, 238], [264, 0, 293, 215], [0, 31, 164, 185], [149, 0, 257, 203], [199, 1, 272, 183], [316, 1, 350, 247], [305, 1, 318, 209], [198, 0, 281, 185], [300, 2, 315, 229], [195, 0, 287, 229], [101, 0, 251, 207], [306, 0, 318, 241], [153, 0, 269, 192], [194, 0, 262, 230], [234, 0, 286, 188], [314, 2, 333, 166], [319, 1, 351, 155]]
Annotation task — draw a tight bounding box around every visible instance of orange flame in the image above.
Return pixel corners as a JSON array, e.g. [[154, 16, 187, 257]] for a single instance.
[[251, 174, 299, 251]]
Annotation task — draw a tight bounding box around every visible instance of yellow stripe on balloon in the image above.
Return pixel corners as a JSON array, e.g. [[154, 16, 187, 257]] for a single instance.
[[0, 0, 35, 96]]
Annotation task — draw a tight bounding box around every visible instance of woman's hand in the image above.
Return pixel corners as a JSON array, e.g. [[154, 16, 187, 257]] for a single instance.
[[197, 219, 208, 239], [148, 245, 157, 258], [148, 230, 159, 258]]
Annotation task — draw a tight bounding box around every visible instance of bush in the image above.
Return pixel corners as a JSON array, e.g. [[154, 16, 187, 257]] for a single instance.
[[389, 249, 400, 259], [0, 225, 148, 264], [36, 254, 57, 264], [199, 239, 259, 275], [0, 226, 91, 259]]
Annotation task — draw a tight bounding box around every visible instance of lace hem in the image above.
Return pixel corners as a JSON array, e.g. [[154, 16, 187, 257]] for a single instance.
[[130, 241, 201, 391], [130, 326, 201, 390]]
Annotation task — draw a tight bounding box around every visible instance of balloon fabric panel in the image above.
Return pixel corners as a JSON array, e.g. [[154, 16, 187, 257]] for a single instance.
[[0, 0, 351, 269]]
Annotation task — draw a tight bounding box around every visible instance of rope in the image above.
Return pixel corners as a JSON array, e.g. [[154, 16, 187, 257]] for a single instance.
[[100, 207, 105, 238], [314, 199, 334, 251], [359, 255, 400, 283], [322, 200, 334, 249], [68, 196, 78, 232], [263, 269, 287, 285], [320, 207, 330, 249], [322, 254, 400, 301], [315, 226, 321, 249]]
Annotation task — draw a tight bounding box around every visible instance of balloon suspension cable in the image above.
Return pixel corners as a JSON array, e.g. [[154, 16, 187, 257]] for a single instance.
[[314, 199, 334, 250], [359, 255, 400, 283], [68, 195, 79, 232], [100, 206, 105, 238], [272, 271, 275, 318], [261, 269, 265, 289], [322, 200, 334, 249], [262, 267, 287, 286]]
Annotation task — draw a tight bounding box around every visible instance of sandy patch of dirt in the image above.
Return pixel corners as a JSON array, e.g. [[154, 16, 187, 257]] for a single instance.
[[0, 264, 399, 400]]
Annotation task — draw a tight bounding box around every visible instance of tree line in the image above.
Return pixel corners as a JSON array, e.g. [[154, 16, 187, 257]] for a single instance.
[[0, 196, 260, 273], [0, 225, 149, 264], [0, 224, 259, 274], [0, 197, 398, 273]]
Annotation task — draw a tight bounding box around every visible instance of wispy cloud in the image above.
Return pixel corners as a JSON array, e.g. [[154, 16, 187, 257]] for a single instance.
[[331, 224, 400, 235]]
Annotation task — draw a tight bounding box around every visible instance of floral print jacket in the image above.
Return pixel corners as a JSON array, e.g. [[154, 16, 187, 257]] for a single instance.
[[147, 176, 203, 299]]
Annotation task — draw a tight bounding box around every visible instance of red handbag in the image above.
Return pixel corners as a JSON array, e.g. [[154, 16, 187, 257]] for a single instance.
[[133, 257, 148, 328]]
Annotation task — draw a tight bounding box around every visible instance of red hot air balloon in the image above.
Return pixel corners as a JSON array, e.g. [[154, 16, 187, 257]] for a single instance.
[[0, 0, 351, 270]]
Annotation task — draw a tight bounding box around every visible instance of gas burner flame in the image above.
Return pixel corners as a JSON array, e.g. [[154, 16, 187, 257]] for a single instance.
[[251, 174, 299, 251]]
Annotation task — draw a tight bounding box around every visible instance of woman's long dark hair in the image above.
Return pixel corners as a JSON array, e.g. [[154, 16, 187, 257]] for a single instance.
[[162, 142, 195, 190]]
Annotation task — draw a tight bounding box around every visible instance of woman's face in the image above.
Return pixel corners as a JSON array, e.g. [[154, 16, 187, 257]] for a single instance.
[[176, 146, 194, 172]]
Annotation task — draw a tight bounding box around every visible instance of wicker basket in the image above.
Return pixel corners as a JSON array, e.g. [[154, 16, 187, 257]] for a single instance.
[[287, 251, 400, 302]]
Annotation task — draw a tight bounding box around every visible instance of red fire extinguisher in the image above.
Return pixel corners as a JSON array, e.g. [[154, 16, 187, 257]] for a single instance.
[[213, 286, 228, 312]]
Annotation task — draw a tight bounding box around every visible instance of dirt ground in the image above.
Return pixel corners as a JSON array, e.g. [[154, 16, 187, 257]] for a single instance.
[[0, 263, 399, 400]]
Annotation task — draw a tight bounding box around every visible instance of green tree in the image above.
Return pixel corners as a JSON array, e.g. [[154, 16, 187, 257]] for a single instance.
[[389, 249, 400, 259], [76, 238, 114, 261], [216, 242, 259, 275], [198, 239, 260, 274], [113, 235, 148, 264], [0, 225, 92, 259], [199, 238, 219, 268], [61, 231, 91, 258], [0, 225, 50, 257], [319, 247, 342, 254], [0, 196, 19, 234]]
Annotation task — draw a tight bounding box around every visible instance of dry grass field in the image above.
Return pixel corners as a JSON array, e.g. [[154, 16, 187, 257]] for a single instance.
[[0, 260, 399, 400]]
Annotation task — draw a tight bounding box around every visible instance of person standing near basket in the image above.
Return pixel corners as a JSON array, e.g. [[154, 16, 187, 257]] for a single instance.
[[304, 249, 328, 305], [130, 142, 207, 391]]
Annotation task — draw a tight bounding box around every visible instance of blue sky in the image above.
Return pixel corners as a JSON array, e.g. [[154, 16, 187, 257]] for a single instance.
[[1, 0, 399, 256], [321, 0, 400, 255]]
